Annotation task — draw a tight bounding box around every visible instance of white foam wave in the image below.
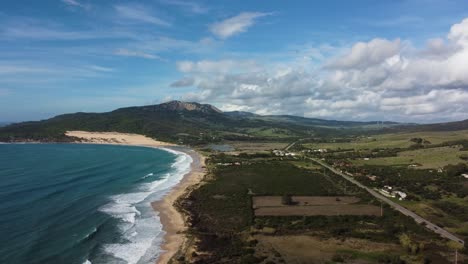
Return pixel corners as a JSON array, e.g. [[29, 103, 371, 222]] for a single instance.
[[100, 147, 192, 264], [83, 260, 91, 264], [142, 173, 154, 179]]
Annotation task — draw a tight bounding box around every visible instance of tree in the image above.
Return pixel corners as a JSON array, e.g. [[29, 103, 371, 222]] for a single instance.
[[281, 194, 293, 205]]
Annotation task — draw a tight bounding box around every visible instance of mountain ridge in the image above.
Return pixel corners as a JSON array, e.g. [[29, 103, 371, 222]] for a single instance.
[[0, 100, 467, 144]]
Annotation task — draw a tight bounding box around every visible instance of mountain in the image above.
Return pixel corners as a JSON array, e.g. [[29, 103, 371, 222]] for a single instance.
[[0, 100, 466, 144], [151, 100, 222, 114], [0, 122, 10, 127]]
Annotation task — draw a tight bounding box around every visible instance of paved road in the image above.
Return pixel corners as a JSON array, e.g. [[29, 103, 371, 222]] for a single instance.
[[311, 158, 465, 246]]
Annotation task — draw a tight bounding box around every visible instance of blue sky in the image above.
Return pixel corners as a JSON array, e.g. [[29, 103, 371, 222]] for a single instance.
[[1, 0, 468, 122]]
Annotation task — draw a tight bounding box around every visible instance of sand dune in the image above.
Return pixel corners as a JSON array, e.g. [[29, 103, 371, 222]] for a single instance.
[[66, 131, 173, 147]]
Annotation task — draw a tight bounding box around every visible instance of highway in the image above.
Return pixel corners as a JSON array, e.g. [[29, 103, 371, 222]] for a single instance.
[[311, 158, 465, 246]]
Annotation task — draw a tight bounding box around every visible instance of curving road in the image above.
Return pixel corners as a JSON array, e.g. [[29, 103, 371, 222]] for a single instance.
[[310, 158, 465, 246]]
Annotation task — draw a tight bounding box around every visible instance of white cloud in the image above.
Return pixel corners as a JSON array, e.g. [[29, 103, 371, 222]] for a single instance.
[[173, 17, 468, 122], [170, 76, 195, 87], [62, 0, 82, 7], [115, 4, 171, 26], [61, 0, 91, 10], [448, 18, 468, 46], [159, 0, 208, 14], [176, 59, 259, 73], [0, 18, 132, 41], [210, 12, 270, 39], [327, 38, 402, 70], [114, 49, 162, 60], [88, 65, 114, 72]]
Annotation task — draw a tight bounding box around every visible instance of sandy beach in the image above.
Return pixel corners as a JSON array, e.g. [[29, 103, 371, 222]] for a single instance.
[[66, 131, 206, 264]]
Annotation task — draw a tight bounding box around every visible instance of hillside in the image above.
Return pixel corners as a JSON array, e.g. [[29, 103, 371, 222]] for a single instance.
[[0, 100, 467, 144]]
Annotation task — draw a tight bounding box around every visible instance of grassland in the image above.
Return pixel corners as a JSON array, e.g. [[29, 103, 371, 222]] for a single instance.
[[302, 129, 468, 150], [353, 146, 468, 169], [254, 235, 403, 264]]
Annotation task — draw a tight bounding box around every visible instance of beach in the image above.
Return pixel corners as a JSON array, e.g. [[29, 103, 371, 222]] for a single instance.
[[66, 131, 205, 264]]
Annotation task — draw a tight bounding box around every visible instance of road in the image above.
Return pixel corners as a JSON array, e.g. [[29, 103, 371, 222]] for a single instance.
[[284, 138, 309, 151], [311, 158, 465, 246]]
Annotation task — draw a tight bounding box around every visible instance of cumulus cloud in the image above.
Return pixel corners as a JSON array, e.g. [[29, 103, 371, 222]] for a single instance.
[[174, 18, 468, 122], [210, 12, 270, 39], [327, 38, 402, 70], [115, 4, 170, 26]]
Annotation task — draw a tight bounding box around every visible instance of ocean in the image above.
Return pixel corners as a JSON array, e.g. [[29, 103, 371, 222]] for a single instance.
[[0, 143, 192, 264]]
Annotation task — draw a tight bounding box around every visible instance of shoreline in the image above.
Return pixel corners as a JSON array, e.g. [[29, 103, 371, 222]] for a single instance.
[[63, 131, 205, 264], [152, 147, 205, 264]]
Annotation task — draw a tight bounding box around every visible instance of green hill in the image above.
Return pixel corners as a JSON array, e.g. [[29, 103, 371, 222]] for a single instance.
[[1, 100, 467, 144]]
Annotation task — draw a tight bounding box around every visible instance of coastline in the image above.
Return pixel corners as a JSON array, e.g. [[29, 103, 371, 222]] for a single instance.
[[64, 131, 205, 264], [152, 147, 205, 264]]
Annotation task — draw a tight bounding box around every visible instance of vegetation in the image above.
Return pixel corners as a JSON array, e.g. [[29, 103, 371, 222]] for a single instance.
[[180, 152, 457, 263]]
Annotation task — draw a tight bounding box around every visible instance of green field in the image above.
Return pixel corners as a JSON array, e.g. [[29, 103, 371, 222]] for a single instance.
[[353, 146, 468, 168], [303, 130, 468, 150]]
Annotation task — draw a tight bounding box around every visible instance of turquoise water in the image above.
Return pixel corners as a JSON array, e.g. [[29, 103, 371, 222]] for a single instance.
[[0, 144, 192, 264]]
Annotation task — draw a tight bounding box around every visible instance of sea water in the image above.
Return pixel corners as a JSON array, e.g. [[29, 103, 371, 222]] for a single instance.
[[0, 143, 192, 264]]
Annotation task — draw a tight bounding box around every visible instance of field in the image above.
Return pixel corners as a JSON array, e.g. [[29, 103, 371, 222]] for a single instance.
[[253, 196, 380, 216], [302, 129, 468, 150], [253, 196, 360, 207], [254, 235, 403, 264], [353, 146, 468, 168], [225, 141, 289, 152], [254, 204, 381, 216]]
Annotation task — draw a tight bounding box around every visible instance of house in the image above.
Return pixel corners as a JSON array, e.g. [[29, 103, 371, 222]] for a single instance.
[[272, 150, 285, 156], [394, 191, 407, 200], [378, 185, 407, 200], [315, 148, 328, 153]]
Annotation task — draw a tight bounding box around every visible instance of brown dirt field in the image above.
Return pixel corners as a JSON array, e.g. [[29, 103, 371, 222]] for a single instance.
[[253, 196, 360, 208], [254, 204, 381, 216], [255, 235, 401, 264]]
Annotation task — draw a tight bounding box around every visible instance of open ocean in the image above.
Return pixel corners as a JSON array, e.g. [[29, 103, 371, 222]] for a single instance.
[[0, 143, 192, 264]]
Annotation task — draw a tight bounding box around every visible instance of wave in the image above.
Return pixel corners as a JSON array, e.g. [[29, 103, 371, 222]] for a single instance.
[[81, 227, 98, 242], [142, 172, 154, 179], [99, 147, 193, 264]]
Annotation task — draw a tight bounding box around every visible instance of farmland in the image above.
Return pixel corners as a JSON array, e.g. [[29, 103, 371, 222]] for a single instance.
[[177, 151, 459, 263], [353, 146, 468, 169], [253, 196, 380, 217], [302, 129, 468, 150]]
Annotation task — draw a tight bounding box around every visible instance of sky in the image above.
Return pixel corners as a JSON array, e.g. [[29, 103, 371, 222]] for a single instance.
[[1, 0, 468, 123]]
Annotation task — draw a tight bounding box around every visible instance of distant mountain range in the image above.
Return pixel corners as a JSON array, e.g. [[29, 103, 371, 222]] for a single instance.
[[0, 101, 466, 144], [0, 122, 11, 127]]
